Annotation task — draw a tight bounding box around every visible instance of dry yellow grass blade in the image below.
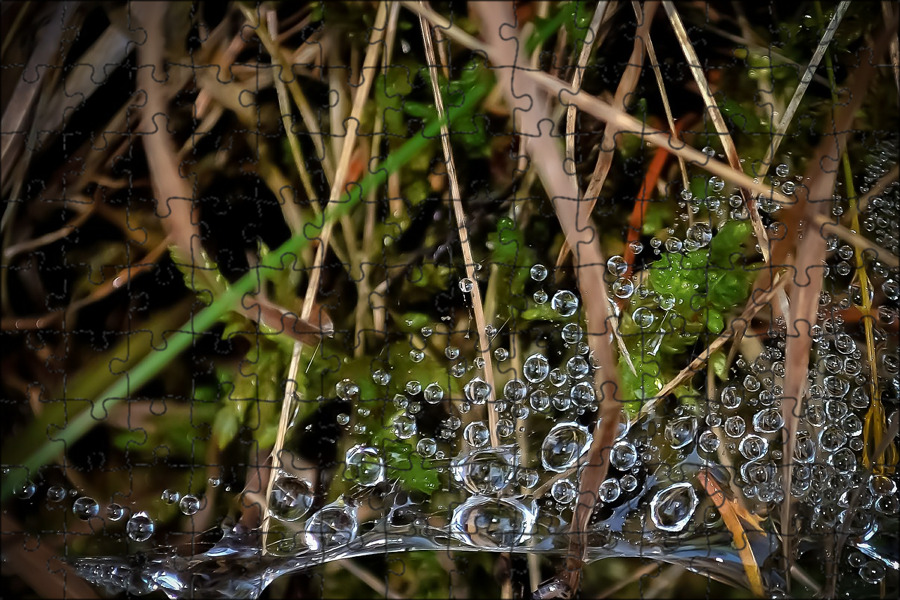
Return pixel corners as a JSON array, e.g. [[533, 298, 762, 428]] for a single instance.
[[697, 469, 765, 597], [419, 1, 499, 446]]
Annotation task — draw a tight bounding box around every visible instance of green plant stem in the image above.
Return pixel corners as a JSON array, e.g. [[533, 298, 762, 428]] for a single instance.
[[2, 82, 489, 504]]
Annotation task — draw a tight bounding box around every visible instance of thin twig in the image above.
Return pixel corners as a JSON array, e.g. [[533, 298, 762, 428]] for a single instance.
[[420, 2, 499, 445]]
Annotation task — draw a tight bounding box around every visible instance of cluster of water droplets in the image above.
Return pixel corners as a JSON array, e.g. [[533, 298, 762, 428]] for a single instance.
[[27, 159, 897, 598]]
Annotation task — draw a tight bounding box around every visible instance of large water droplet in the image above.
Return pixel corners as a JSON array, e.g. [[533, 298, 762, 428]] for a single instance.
[[73, 497, 100, 520], [664, 417, 698, 449], [345, 445, 385, 487], [450, 496, 537, 548], [464, 377, 491, 404], [303, 501, 358, 551], [179, 495, 201, 516], [541, 422, 592, 473], [550, 290, 579, 317], [451, 446, 518, 495], [126, 512, 155, 542], [523, 353, 550, 383], [268, 472, 314, 521], [650, 483, 698, 532], [464, 421, 491, 448]]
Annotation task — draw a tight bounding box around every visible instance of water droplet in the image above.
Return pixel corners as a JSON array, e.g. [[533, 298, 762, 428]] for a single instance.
[[529, 389, 550, 412], [464, 377, 491, 404], [698, 430, 720, 453], [551, 479, 577, 504], [459, 278, 474, 293], [268, 472, 314, 521], [565, 356, 590, 379], [409, 349, 425, 362], [336, 412, 350, 426], [452, 446, 518, 495], [423, 383, 444, 404], [335, 379, 359, 401], [530, 264, 548, 281], [445, 346, 460, 360], [523, 353, 550, 383], [303, 501, 358, 551], [106, 503, 126, 521], [738, 435, 769, 460], [612, 277, 634, 299], [650, 483, 698, 532], [493, 347, 509, 361], [561, 323, 583, 345], [393, 414, 418, 438], [664, 238, 683, 253], [598, 478, 622, 503], [207, 476, 222, 488], [632, 307, 654, 328], [533, 289, 548, 304], [450, 496, 536, 548], [372, 369, 391, 386], [541, 422, 592, 473], [46, 485, 66, 502], [345, 446, 385, 487], [775, 163, 789, 178], [179, 495, 201, 516], [610, 441, 638, 470], [73, 497, 100, 520], [607, 255, 628, 276], [406, 380, 422, 395], [664, 417, 698, 449], [161, 489, 180, 505], [686, 223, 712, 247], [15, 480, 36, 500], [499, 379, 524, 402], [464, 421, 491, 448], [416, 438, 437, 457], [550, 290, 579, 317], [126, 512, 155, 542]]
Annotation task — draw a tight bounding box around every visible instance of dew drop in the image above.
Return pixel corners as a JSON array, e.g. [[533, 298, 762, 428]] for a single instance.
[[179, 495, 201, 516], [268, 471, 314, 521], [650, 483, 698, 532], [126, 511, 155, 542], [345, 446, 386, 487], [550, 290, 579, 317], [541, 422, 592, 472], [73, 497, 100, 520]]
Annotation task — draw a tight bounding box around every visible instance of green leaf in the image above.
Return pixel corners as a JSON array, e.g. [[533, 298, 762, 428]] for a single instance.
[[212, 407, 241, 450]]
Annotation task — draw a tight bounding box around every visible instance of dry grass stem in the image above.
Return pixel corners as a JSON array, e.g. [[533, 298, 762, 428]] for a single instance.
[[261, 2, 389, 551], [635, 0, 689, 192], [661, 1, 772, 265], [565, 1, 610, 193], [758, 1, 850, 178], [469, 3, 622, 592], [697, 469, 765, 596], [420, 2, 499, 445]]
